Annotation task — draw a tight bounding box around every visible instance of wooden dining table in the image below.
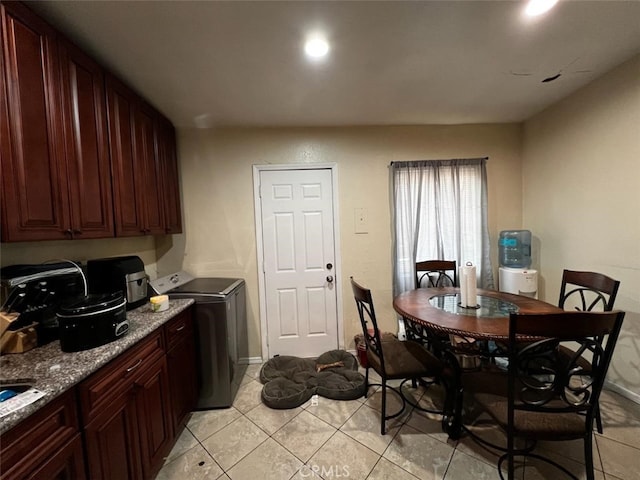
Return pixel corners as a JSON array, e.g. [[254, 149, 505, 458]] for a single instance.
[[393, 287, 563, 341], [392, 287, 563, 439]]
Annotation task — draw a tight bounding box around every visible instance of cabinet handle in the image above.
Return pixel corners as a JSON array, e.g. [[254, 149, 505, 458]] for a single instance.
[[64, 229, 73, 236], [175, 325, 185, 332], [73, 229, 82, 235], [126, 358, 143, 373]]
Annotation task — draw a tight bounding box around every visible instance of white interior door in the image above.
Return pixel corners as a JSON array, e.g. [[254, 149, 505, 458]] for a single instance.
[[259, 168, 338, 358]]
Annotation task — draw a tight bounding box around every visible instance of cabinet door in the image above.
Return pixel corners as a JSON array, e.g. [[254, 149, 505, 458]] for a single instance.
[[106, 74, 145, 236], [167, 310, 197, 432], [0, 389, 80, 480], [135, 355, 173, 479], [134, 103, 164, 235], [157, 115, 182, 234], [0, 2, 69, 242], [84, 393, 143, 480], [59, 40, 114, 239], [26, 434, 86, 480]]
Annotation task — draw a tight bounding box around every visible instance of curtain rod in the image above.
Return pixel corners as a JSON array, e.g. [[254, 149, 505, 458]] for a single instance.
[[390, 157, 488, 166]]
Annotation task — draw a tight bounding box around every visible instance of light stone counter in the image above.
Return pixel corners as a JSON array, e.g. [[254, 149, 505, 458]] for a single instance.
[[0, 298, 194, 435]]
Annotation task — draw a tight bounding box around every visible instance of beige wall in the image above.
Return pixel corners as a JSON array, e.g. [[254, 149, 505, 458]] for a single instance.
[[3, 55, 636, 397], [0, 236, 158, 277], [523, 55, 640, 397], [157, 125, 523, 359]]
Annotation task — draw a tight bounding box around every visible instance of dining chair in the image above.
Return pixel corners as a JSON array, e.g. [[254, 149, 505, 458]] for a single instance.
[[558, 269, 620, 312], [462, 310, 625, 480], [415, 260, 457, 288], [558, 269, 620, 433], [350, 277, 447, 434]]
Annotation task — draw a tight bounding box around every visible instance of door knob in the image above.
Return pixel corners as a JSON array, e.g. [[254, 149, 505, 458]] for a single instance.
[[326, 263, 333, 270], [326, 275, 334, 283]]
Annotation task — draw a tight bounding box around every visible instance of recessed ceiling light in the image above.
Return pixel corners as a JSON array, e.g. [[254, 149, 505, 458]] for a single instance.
[[304, 37, 329, 59], [525, 0, 559, 17]]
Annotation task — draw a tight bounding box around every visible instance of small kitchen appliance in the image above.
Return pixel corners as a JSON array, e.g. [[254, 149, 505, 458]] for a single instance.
[[57, 292, 128, 352], [87, 256, 148, 310], [0, 261, 86, 346]]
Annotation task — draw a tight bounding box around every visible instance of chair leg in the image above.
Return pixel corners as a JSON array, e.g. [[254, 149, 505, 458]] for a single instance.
[[507, 421, 515, 480], [381, 379, 387, 435], [585, 432, 595, 480], [507, 451, 515, 479], [364, 367, 370, 398], [595, 402, 604, 434]]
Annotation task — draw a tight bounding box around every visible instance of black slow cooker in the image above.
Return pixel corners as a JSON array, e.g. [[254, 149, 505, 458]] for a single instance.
[[57, 292, 128, 352]]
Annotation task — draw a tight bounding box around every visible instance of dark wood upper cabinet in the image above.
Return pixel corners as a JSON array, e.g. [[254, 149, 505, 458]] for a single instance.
[[1, 1, 183, 242], [157, 115, 183, 234], [59, 39, 114, 239], [107, 77, 170, 237], [135, 102, 165, 235], [0, 1, 69, 242], [106, 74, 146, 237]]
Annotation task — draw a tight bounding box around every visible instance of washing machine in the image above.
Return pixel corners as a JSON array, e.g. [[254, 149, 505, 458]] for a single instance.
[[150, 271, 247, 408]]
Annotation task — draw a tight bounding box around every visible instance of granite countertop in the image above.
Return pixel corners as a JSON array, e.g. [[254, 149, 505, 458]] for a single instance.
[[0, 298, 194, 435]]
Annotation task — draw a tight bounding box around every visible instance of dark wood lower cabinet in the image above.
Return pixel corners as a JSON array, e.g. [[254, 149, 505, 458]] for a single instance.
[[29, 435, 87, 480], [0, 389, 84, 480], [83, 393, 143, 480], [166, 309, 198, 433], [80, 306, 196, 479], [136, 355, 174, 479], [0, 307, 198, 480], [84, 366, 176, 480], [81, 334, 174, 480]]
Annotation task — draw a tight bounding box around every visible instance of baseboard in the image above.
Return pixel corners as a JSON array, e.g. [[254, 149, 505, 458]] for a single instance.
[[242, 352, 362, 364], [239, 356, 263, 365], [604, 380, 640, 405]]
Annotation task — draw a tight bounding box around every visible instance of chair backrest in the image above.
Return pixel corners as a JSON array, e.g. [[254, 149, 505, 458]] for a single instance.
[[416, 260, 457, 288], [350, 277, 386, 369], [558, 269, 620, 312], [506, 310, 625, 427]]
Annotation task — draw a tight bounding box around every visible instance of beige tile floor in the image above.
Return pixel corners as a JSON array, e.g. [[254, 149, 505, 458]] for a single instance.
[[157, 364, 640, 480]]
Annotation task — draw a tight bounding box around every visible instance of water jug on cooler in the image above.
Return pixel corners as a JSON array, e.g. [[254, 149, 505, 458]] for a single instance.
[[498, 230, 538, 298]]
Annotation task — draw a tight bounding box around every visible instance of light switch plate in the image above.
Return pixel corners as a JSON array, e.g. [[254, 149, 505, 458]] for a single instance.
[[355, 208, 368, 234]]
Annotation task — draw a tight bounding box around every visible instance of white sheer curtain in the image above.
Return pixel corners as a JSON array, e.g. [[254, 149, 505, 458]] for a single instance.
[[391, 158, 494, 296]]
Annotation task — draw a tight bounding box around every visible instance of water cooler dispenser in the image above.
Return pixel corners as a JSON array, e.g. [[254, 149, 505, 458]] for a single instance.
[[498, 230, 538, 298]]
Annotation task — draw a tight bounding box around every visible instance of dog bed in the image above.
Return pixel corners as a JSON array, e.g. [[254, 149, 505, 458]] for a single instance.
[[260, 350, 366, 409]]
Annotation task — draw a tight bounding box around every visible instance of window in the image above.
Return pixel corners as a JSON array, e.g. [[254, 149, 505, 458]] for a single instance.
[[391, 158, 494, 295]]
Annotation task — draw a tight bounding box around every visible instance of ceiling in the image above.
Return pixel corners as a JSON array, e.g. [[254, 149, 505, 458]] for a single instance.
[[29, 1, 640, 129]]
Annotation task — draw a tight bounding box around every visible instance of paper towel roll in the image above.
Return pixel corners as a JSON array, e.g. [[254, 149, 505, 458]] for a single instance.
[[459, 262, 477, 308], [465, 263, 477, 307], [459, 266, 467, 307]]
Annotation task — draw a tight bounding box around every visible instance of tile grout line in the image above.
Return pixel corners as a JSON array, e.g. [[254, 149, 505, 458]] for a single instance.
[[166, 370, 640, 480]]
